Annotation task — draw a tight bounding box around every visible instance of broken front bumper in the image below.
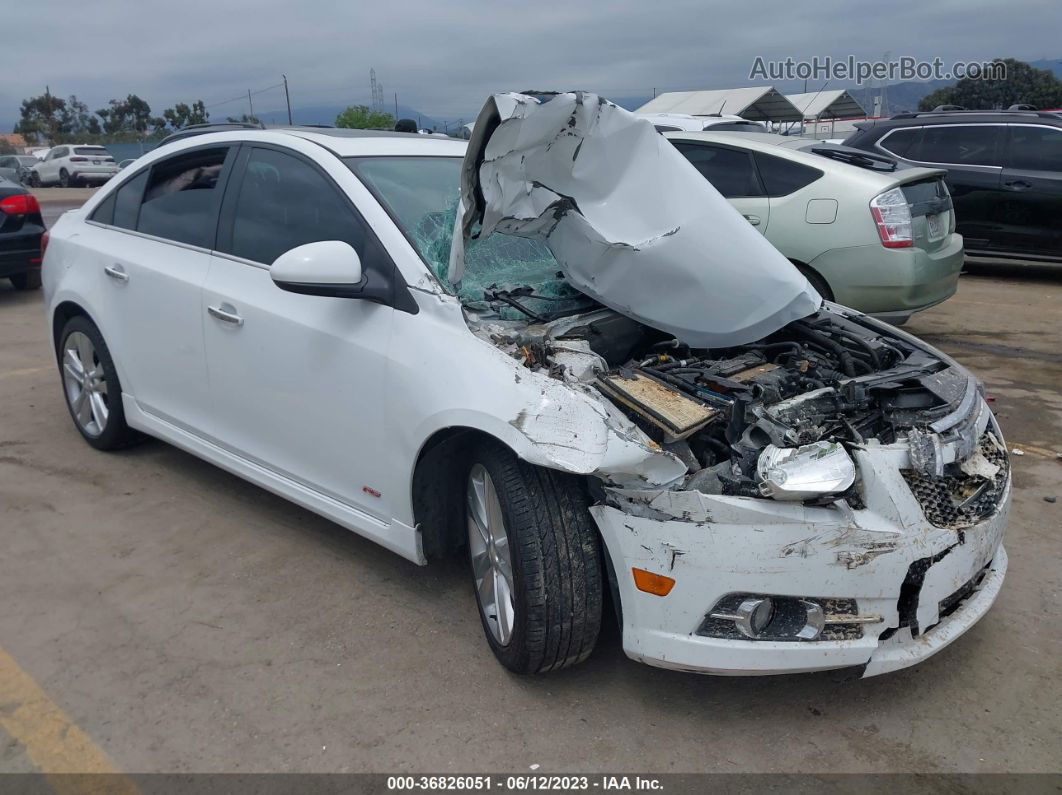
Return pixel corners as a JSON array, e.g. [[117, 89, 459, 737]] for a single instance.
[[591, 455, 1009, 677]]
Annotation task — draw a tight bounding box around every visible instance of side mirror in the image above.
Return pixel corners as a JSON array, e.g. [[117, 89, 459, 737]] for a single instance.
[[270, 241, 364, 298]]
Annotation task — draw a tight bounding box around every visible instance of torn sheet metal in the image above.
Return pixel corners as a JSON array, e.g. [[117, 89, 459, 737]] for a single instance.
[[449, 91, 821, 348]]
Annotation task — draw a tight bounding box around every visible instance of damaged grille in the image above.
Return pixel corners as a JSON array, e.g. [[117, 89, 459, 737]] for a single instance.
[[902, 432, 1009, 528]]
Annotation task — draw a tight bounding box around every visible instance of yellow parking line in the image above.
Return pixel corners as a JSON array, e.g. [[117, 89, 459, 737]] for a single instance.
[[0, 647, 138, 794]]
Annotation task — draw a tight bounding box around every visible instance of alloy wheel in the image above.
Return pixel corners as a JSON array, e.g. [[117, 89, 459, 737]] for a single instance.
[[62, 331, 109, 436], [467, 464, 516, 645]]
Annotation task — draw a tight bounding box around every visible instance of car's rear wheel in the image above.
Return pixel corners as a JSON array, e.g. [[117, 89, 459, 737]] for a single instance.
[[465, 441, 603, 674], [58, 316, 138, 450], [9, 270, 41, 290]]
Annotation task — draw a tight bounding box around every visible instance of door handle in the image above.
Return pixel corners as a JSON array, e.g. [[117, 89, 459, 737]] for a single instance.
[[103, 264, 129, 282], [1004, 180, 1032, 191], [207, 304, 244, 326], [743, 214, 761, 226]]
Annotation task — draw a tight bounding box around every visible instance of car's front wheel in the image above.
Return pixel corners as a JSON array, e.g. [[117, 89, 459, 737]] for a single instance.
[[465, 441, 603, 674], [59, 169, 72, 188], [58, 316, 138, 450]]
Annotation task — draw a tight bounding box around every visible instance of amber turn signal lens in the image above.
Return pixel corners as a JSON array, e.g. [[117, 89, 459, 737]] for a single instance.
[[631, 567, 675, 597]]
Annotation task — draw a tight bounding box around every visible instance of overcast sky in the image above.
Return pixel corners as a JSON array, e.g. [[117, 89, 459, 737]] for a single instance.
[[4, 0, 1061, 126]]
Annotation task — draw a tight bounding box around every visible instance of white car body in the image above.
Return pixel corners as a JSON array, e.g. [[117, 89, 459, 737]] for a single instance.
[[32, 144, 119, 186], [42, 98, 1009, 677]]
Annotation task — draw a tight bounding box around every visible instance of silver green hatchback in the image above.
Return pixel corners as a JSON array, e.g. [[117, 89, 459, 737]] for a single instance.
[[667, 131, 964, 323]]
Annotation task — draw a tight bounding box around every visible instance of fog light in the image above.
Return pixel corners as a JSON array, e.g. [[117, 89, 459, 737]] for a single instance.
[[728, 597, 774, 638]]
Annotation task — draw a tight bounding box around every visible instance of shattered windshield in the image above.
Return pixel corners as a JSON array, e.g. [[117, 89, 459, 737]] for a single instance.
[[348, 156, 591, 319]]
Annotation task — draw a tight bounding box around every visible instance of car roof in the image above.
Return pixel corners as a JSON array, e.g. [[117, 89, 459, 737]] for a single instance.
[[856, 110, 1062, 131], [152, 128, 468, 158]]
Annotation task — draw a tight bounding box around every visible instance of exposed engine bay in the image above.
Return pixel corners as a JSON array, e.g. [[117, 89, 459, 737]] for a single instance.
[[479, 304, 1007, 525]]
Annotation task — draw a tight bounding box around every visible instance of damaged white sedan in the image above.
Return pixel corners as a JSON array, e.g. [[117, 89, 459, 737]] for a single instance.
[[43, 92, 1008, 678]]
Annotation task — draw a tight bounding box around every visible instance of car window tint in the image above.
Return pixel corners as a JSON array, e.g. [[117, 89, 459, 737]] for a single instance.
[[1004, 125, 1062, 171], [74, 147, 109, 156], [112, 170, 148, 229], [753, 153, 822, 196], [878, 128, 921, 158], [706, 122, 764, 132], [229, 147, 366, 265], [90, 192, 117, 225], [911, 125, 1002, 166], [137, 147, 228, 247], [673, 143, 763, 198]]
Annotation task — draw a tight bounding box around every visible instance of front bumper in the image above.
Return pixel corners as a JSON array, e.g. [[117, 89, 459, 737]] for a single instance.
[[590, 443, 1009, 677]]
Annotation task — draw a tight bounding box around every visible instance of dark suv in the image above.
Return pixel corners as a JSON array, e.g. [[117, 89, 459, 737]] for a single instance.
[[844, 110, 1062, 262]]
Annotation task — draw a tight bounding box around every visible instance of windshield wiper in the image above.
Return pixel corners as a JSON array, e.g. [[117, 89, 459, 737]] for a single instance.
[[483, 288, 546, 322]]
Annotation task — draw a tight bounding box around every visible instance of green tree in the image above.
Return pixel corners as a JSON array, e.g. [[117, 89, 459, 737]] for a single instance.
[[14, 91, 66, 143], [335, 105, 394, 130], [96, 94, 162, 134], [58, 95, 101, 137], [919, 58, 1062, 110], [0, 139, 15, 155], [162, 100, 209, 130]]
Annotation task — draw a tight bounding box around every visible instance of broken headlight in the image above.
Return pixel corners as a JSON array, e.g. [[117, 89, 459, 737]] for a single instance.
[[756, 441, 856, 501]]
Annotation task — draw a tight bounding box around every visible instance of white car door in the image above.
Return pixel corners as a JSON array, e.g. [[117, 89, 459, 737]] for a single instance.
[[671, 141, 771, 233], [40, 148, 63, 184], [202, 144, 399, 523], [89, 145, 236, 433]]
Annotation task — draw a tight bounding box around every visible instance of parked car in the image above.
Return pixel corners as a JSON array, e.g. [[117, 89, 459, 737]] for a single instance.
[[0, 178, 45, 290], [42, 93, 1008, 679], [843, 110, 1062, 262], [638, 112, 768, 133], [666, 131, 964, 322], [0, 154, 40, 185], [29, 145, 119, 187]]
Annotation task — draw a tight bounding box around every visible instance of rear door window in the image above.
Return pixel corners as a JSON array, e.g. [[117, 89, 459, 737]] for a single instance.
[[909, 125, 1003, 166], [1003, 125, 1062, 171], [136, 147, 230, 248], [753, 153, 823, 196], [672, 142, 764, 198]]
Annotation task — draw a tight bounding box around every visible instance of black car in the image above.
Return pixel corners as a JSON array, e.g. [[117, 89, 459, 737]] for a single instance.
[[844, 110, 1062, 262], [0, 178, 45, 290]]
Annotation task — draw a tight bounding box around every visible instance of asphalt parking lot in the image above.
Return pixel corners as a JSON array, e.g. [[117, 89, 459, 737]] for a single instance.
[[1, 192, 1060, 774]]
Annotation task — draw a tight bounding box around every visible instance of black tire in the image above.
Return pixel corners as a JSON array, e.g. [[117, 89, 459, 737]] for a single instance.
[[797, 264, 834, 302], [59, 169, 71, 188], [466, 440, 603, 674], [28, 172, 40, 188], [57, 315, 139, 450], [9, 270, 41, 290]]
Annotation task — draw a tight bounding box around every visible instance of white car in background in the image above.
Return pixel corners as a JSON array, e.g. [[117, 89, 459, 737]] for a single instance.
[[41, 94, 1008, 679], [638, 112, 768, 133], [29, 145, 119, 187], [666, 131, 965, 323]]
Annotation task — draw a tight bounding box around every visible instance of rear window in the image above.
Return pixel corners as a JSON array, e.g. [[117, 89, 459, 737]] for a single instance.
[[706, 122, 765, 132], [753, 153, 822, 196], [74, 147, 110, 156], [900, 178, 951, 217], [136, 148, 229, 247]]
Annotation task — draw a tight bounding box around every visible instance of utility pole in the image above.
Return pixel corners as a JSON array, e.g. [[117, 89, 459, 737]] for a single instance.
[[394, 92, 399, 119], [283, 75, 293, 124], [247, 89, 255, 121]]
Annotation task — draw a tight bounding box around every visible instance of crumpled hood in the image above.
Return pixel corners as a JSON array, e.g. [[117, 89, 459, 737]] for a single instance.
[[448, 91, 821, 348]]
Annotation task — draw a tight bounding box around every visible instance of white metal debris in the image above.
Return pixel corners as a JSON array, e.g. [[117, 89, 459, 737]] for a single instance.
[[449, 91, 821, 348]]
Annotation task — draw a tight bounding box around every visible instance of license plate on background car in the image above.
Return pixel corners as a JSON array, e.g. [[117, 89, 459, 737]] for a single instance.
[[93, 160, 101, 165], [927, 213, 944, 242]]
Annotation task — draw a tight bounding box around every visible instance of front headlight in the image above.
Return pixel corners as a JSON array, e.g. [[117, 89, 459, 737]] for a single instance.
[[756, 441, 856, 501]]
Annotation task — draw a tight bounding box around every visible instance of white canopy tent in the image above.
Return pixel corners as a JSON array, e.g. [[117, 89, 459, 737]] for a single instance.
[[636, 87, 803, 122], [785, 90, 866, 120]]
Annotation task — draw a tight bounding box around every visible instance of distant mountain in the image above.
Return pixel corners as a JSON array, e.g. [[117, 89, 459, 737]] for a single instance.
[[253, 102, 465, 131]]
